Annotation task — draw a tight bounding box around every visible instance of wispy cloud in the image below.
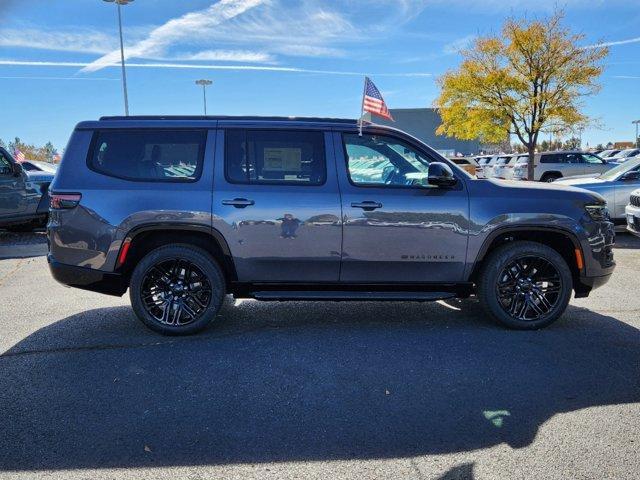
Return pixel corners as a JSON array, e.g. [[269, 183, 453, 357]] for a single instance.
[[171, 50, 275, 63], [81, 0, 267, 73], [0, 75, 118, 81], [585, 36, 640, 49], [443, 35, 476, 55], [0, 59, 432, 77], [0, 28, 114, 54]]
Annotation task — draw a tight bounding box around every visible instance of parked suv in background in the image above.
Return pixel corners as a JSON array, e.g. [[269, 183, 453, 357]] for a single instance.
[[0, 147, 52, 231], [48, 116, 615, 335], [512, 151, 613, 182]]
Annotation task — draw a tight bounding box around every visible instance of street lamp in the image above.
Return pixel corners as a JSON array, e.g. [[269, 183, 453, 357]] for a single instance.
[[195, 80, 213, 115], [103, 0, 133, 116], [633, 120, 640, 148]]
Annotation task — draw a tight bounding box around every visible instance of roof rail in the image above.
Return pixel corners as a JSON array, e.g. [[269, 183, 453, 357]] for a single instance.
[[98, 115, 358, 124]]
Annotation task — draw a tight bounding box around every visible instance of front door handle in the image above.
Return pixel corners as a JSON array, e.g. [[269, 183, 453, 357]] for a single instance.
[[222, 198, 255, 208], [351, 201, 382, 211]]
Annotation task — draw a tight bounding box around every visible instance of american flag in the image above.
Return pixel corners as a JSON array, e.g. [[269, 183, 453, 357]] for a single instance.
[[362, 77, 393, 121], [14, 149, 26, 162], [52, 151, 62, 163]]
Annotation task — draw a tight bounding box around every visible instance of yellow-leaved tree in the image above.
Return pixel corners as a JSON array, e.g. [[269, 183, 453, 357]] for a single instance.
[[435, 12, 608, 180]]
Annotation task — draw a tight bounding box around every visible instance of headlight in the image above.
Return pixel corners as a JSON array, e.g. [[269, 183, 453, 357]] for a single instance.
[[585, 204, 610, 221]]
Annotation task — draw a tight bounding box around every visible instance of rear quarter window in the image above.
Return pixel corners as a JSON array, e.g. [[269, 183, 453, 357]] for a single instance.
[[88, 129, 206, 182]]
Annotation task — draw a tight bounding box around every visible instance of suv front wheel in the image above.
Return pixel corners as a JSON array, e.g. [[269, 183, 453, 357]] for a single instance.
[[129, 244, 226, 335], [477, 241, 572, 329]]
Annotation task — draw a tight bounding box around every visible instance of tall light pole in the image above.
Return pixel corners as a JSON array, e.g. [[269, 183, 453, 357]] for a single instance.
[[195, 79, 213, 115], [103, 0, 133, 116], [633, 120, 640, 148]]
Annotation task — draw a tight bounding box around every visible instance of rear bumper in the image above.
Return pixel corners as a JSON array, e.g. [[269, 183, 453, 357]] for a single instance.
[[48, 256, 127, 296]]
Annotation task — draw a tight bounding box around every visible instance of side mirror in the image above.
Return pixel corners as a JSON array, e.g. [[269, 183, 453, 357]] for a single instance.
[[428, 162, 457, 187], [620, 170, 640, 181]]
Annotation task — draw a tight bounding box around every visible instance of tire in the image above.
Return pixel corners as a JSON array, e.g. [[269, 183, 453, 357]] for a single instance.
[[477, 241, 572, 330], [129, 244, 226, 335], [541, 173, 561, 183]]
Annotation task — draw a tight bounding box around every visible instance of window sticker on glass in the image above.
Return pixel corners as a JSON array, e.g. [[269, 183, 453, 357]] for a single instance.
[[263, 148, 302, 172]]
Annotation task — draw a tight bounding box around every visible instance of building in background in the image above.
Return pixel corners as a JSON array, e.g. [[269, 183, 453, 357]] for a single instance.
[[368, 107, 499, 156]]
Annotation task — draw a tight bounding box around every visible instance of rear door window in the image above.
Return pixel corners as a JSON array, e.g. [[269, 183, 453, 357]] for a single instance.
[[540, 154, 559, 164], [89, 130, 206, 181], [225, 129, 326, 185]]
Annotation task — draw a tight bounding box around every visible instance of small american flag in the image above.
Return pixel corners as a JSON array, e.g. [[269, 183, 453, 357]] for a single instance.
[[14, 149, 26, 162], [362, 77, 393, 121], [52, 151, 62, 163]]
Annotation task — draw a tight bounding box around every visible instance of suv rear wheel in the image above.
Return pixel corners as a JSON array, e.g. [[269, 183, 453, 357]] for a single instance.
[[477, 241, 572, 329], [541, 172, 562, 183], [129, 244, 226, 335]]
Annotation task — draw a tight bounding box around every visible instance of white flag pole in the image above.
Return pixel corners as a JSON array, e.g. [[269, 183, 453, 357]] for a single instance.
[[359, 76, 367, 137]]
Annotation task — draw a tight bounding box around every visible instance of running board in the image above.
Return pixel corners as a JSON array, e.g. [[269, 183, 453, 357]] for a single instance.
[[251, 291, 456, 302]]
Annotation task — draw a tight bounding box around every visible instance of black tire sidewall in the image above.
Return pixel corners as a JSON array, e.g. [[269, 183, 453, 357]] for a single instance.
[[478, 241, 572, 330], [129, 244, 225, 335], [542, 173, 561, 183]]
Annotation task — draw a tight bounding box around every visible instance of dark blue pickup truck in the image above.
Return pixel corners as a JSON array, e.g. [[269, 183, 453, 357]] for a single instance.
[[0, 147, 53, 231]]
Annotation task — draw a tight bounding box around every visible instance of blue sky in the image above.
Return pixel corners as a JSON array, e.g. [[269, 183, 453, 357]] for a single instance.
[[1, 0, 639, 151]]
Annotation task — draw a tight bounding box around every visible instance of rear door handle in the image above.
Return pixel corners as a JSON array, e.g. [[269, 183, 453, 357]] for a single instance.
[[351, 201, 382, 211], [222, 198, 255, 208]]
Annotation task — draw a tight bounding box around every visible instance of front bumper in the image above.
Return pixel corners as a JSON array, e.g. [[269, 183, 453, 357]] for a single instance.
[[48, 256, 127, 296], [573, 219, 616, 297], [626, 204, 640, 237]]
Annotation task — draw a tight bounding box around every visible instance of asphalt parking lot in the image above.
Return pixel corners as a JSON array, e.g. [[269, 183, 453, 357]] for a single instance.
[[0, 231, 639, 480]]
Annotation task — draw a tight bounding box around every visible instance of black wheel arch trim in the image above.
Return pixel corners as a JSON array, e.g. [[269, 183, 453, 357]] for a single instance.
[[470, 225, 584, 279], [117, 223, 238, 281]]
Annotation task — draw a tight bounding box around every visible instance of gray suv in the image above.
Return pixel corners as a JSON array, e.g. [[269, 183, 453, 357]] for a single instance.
[[48, 116, 616, 334], [1, 147, 52, 231]]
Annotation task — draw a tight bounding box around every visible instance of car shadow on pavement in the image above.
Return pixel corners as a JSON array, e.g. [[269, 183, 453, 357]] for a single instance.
[[0, 299, 638, 471], [0, 231, 47, 259]]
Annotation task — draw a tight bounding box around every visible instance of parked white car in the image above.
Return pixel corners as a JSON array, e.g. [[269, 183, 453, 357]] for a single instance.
[[485, 154, 512, 178], [608, 148, 640, 163], [492, 154, 526, 180], [598, 149, 621, 159]]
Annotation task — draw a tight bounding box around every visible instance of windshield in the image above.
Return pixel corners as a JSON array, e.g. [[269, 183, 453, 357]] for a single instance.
[[617, 149, 639, 158], [600, 157, 640, 181], [514, 155, 529, 165]]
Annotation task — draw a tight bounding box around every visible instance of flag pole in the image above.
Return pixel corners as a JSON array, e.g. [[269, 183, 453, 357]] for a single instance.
[[359, 76, 367, 137]]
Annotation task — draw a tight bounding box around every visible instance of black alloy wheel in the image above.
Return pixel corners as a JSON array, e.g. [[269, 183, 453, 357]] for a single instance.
[[141, 258, 212, 326], [495, 255, 562, 321], [130, 244, 226, 335], [477, 241, 572, 329]]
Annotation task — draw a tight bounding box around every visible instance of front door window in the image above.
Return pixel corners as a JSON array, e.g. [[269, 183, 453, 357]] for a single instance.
[[343, 134, 433, 187]]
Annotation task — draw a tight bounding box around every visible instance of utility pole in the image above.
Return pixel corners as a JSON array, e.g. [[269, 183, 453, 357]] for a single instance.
[[103, 0, 133, 116]]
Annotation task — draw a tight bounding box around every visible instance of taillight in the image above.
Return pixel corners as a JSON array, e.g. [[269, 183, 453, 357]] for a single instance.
[[50, 193, 82, 209]]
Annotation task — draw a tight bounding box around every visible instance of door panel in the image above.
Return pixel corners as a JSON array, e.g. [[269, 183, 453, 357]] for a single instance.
[[334, 131, 469, 283], [582, 153, 610, 176], [0, 151, 27, 218], [615, 178, 640, 218], [212, 128, 342, 283]]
